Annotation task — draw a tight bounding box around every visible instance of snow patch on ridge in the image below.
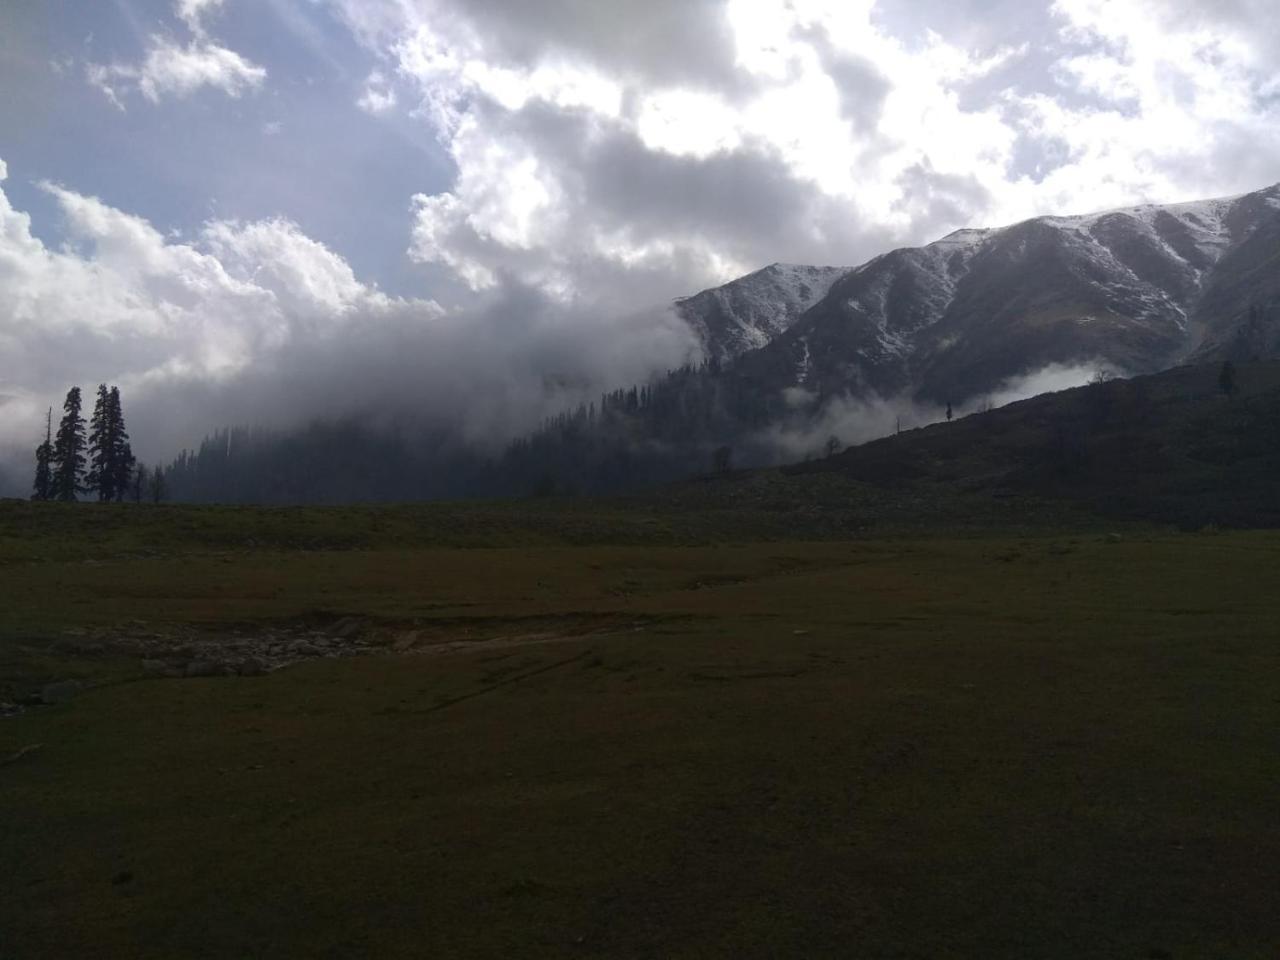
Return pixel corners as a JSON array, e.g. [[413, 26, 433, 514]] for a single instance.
[[676, 262, 847, 363]]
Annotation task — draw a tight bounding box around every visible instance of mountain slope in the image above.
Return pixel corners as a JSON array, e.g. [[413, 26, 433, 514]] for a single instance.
[[160, 184, 1280, 504], [734, 184, 1280, 406], [653, 360, 1280, 531], [799, 360, 1280, 528], [675, 263, 847, 363]]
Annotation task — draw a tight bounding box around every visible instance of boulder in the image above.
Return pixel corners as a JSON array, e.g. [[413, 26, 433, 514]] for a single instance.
[[184, 660, 223, 678]]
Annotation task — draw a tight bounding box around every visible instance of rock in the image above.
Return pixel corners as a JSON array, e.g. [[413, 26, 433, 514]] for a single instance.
[[141, 659, 170, 677], [40, 680, 84, 704], [237, 657, 267, 677], [1, 743, 42, 766], [184, 660, 223, 678], [329, 617, 364, 639]]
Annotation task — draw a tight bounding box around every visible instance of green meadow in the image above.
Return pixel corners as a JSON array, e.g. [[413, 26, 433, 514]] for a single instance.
[[2, 500, 1278, 957]]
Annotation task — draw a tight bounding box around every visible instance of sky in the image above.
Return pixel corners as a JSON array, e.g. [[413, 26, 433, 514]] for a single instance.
[[2, 0, 1279, 491]]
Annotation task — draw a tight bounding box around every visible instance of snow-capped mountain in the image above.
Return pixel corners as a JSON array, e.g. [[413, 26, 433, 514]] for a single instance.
[[674, 263, 846, 363], [712, 182, 1280, 405], [161, 184, 1280, 504]]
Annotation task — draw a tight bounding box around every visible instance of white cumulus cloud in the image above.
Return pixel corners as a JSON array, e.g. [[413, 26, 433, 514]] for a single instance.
[[87, 0, 266, 107], [176, 0, 228, 36], [0, 160, 437, 463]]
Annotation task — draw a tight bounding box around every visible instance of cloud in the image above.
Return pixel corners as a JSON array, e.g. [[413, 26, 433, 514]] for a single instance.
[[357, 69, 398, 114], [756, 361, 1107, 462], [11, 1, 1280, 491], [320, 0, 1280, 312], [176, 0, 227, 36], [365, 1, 1011, 308], [985, 362, 1104, 409], [0, 161, 697, 488], [86, 0, 265, 107], [88, 38, 266, 107], [757, 391, 946, 461]]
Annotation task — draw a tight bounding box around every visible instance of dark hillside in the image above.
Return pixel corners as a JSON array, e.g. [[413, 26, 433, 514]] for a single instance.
[[786, 360, 1280, 528]]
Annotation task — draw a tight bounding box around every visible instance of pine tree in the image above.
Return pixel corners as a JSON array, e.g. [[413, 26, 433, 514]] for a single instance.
[[87, 384, 112, 501], [132, 464, 148, 504], [32, 407, 53, 501], [85, 384, 136, 501], [148, 467, 166, 504], [51, 387, 86, 502], [108, 387, 134, 501]]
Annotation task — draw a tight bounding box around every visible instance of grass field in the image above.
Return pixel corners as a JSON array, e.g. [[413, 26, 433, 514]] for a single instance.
[[2, 501, 1279, 957]]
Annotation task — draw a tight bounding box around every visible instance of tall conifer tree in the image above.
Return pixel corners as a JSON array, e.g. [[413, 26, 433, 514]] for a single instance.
[[86, 384, 136, 501], [51, 387, 86, 501], [32, 407, 53, 501], [87, 384, 112, 501], [108, 386, 135, 500]]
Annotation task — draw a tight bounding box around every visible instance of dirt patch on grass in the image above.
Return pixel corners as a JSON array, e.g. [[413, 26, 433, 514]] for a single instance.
[[3, 612, 667, 717]]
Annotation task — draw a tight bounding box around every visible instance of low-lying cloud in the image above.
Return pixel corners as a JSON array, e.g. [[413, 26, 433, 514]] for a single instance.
[[0, 163, 698, 493], [758, 361, 1107, 461]]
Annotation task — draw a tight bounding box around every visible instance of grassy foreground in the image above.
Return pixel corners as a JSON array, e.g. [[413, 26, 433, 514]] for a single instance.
[[2, 501, 1279, 958]]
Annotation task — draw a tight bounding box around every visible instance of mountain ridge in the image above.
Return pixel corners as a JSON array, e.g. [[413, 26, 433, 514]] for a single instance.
[[674, 262, 847, 364], [158, 182, 1280, 504], [685, 181, 1280, 407]]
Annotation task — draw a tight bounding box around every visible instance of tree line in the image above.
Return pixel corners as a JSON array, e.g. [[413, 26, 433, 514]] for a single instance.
[[31, 385, 165, 503]]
